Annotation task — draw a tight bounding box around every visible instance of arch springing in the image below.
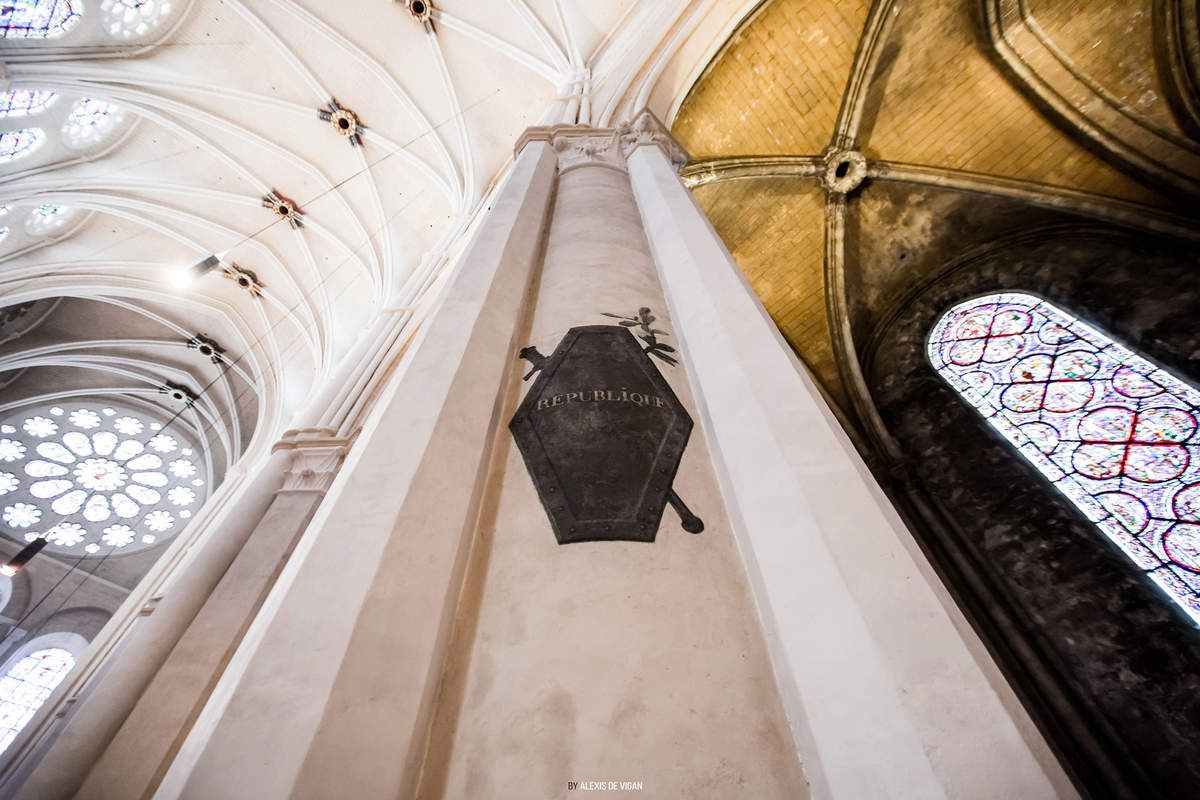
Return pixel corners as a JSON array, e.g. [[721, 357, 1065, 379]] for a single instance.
[[929, 293, 1200, 624], [0, 647, 75, 753], [0, 0, 82, 39]]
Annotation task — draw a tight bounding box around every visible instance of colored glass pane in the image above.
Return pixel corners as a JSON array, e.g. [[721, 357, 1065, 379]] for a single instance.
[[0, 90, 57, 118], [0, 404, 206, 555], [24, 203, 75, 236], [61, 98, 124, 149], [0, 648, 74, 754], [0, 128, 46, 164], [100, 0, 171, 39], [0, 0, 82, 39], [930, 293, 1200, 624]]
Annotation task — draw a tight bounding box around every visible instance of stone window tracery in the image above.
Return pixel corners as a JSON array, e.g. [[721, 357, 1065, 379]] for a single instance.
[[0, 403, 207, 556], [100, 0, 171, 39], [930, 292, 1200, 623], [0, 0, 82, 39], [61, 98, 123, 149], [24, 203, 74, 235], [0, 647, 74, 753], [0, 90, 57, 118], [0, 129, 46, 164]]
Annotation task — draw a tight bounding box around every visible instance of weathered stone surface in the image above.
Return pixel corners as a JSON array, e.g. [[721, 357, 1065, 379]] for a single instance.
[[868, 227, 1200, 797]]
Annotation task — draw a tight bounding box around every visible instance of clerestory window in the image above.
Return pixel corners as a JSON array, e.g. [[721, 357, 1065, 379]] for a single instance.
[[929, 293, 1200, 623]]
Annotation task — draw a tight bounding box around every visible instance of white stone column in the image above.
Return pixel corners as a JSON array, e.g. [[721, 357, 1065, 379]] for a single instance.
[[156, 139, 559, 800], [424, 123, 805, 799], [4, 450, 289, 800], [64, 430, 349, 800], [625, 114, 1070, 800]]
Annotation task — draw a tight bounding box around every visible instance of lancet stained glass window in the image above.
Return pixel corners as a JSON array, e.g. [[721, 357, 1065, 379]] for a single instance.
[[929, 293, 1200, 624], [0, 0, 82, 39], [0, 647, 74, 753]]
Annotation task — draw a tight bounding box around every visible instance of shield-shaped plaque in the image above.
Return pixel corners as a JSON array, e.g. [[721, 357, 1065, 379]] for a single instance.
[[510, 324, 697, 544]]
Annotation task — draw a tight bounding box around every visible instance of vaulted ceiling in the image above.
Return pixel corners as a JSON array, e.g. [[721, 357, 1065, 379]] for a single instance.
[[671, 0, 1200, 431], [0, 0, 773, 582], [0, 0, 763, 463], [6, 0, 1197, 481]]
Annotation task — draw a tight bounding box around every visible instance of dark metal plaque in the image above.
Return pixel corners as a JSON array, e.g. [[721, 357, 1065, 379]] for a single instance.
[[510, 314, 703, 544]]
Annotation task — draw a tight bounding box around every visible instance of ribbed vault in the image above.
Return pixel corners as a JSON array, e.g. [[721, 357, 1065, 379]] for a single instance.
[[672, 0, 1198, 438]]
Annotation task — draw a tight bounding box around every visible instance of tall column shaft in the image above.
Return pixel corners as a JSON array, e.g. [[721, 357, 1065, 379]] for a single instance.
[[160, 140, 559, 800], [69, 431, 348, 800], [64, 110, 1075, 800], [626, 137, 1069, 799], [5, 452, 288, 800], [423, 126, 805, 799]]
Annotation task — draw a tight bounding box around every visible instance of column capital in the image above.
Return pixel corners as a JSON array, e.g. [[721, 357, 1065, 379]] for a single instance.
[[618, 108, 689, 172], [272, 427, 355, 493], [514, 109, 688, 174]]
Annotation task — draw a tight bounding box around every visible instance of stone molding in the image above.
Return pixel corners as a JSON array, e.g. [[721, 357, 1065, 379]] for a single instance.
[[272, 427, 354, 493], [618, 109, 689, 171], [984, 0, 1200, 195], [515, 109, 689, 174], [820, 148, 868, 194]]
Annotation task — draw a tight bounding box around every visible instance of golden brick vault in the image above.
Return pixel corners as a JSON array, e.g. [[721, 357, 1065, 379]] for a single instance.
[[672, 0, 1182, 415]]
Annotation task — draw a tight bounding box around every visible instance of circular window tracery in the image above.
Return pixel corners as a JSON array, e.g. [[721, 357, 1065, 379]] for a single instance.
[[0, 402, 207, 556], [24, 203, 75, 236], [0, 128, 46, 164], [61, 98, 124, 149], [99, 0, 172, 40], [930, 293, 1200, 623]]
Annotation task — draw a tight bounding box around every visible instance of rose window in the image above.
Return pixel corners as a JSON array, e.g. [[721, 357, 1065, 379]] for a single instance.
[[930, 293, 1200, 623], [0, 403, 208, 555]]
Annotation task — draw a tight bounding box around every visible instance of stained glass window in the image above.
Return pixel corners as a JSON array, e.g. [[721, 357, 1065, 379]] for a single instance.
[[0, 129, 46, 164], [0, 90, 57, 118], [100, 0, 172, 39], [24, 203, 75, 236], [0, 404, 206, 556], [930, 293, 1200, 623], [0, 647, 74, 753], [0, 0, 82, 39], [61, 98, 124, 149]]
